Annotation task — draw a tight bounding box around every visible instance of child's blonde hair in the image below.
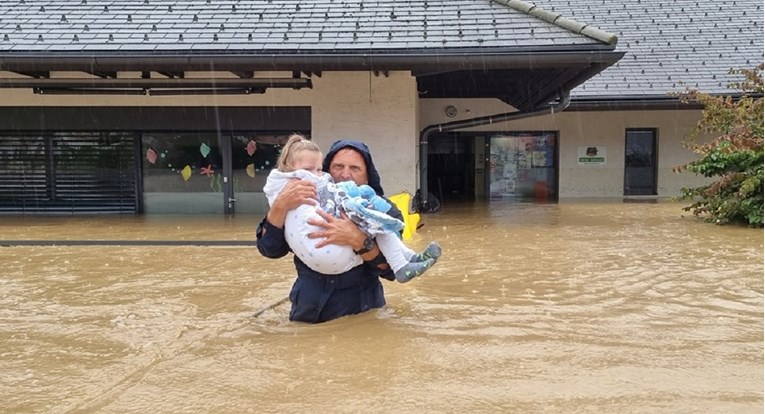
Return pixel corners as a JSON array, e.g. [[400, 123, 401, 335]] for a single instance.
[[276, 134, 322, 172]]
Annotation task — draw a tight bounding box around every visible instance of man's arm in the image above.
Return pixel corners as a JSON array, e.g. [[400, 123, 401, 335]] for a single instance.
[[307, 197, 404, 280], [307, 195, 404, 249], [307, 209, 373, 251], [308, 210, 390, 276], [263, 179, 317, 230], [256, 218, 290, 258], [256, 179, 317, 258]]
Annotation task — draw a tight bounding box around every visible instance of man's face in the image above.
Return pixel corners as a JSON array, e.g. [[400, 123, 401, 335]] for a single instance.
[[328, 148, 368, 186]]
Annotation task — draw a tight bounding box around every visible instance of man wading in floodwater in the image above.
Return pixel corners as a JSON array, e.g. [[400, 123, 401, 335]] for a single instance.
[[256, 140, 404, 323]]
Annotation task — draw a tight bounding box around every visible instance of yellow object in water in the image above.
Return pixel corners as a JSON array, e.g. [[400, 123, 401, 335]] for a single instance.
[[388, 191, 420, 240]]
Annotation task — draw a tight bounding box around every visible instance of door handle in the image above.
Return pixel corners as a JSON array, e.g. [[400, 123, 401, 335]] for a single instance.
[[228, 198, 238, 202]]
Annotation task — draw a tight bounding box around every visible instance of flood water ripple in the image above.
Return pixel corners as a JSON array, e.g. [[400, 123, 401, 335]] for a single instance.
[[0, 200, 762, 413]]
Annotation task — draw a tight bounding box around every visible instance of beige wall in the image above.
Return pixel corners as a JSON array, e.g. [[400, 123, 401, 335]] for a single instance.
[[309, 72, 419, 196], [418, 98, 711, 198]]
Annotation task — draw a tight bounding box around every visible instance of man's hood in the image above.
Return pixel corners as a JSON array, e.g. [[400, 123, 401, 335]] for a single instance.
[[323, 140, 384, 195]]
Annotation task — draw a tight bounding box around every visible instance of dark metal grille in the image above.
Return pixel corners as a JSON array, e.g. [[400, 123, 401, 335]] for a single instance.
[[0, 132, 137, 214]]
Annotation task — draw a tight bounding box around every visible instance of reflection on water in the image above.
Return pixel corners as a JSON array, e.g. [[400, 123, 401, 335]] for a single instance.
[[1, 200, 762, 413]]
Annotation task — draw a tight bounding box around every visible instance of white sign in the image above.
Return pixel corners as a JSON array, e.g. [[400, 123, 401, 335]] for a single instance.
[[578, 145, 607, 165]]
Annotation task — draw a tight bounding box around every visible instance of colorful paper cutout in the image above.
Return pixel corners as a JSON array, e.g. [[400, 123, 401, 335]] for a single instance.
[[181, 165, 192, 181], [200, 143, 211, 158], [200, 164, 214, 177], [246, 140, 257, 156], [211, 174, 222, 192], [146, 148, 157, 164]]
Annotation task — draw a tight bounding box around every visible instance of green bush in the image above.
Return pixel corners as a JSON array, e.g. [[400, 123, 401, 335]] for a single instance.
[[674, 65, 764, 227]]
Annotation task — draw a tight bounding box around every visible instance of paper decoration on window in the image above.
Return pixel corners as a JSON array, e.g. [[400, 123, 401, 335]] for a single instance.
[[146, 148, 157, 164], [200, 164, 214, 177], [200, 143, 211, 158], [246, 163, 256, 177], [181, 165, 192, 181], [246, 140, 257, 156], [211, 174, 223, 192]]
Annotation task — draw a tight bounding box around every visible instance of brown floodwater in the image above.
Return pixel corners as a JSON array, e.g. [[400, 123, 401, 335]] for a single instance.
[[1, 200, 762, 414]]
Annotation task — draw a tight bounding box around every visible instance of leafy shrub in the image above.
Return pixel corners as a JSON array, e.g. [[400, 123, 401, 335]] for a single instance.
[[674, 65, 764, 227]]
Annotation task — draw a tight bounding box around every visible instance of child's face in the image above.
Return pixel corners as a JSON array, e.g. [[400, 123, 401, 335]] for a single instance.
[[292, 151, 323, 176]]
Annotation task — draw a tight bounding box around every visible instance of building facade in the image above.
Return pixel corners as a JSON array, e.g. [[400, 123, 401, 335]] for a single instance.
[[0, 0, 761, 214]]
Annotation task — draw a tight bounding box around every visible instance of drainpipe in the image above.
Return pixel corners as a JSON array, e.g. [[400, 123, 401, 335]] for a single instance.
[[417, 89, 572, 212]]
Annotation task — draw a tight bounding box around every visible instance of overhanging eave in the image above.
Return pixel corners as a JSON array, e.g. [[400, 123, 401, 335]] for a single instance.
[[0, 50, 623, 73], [0, 49, 624, 108], [416, 51, 624, 110]]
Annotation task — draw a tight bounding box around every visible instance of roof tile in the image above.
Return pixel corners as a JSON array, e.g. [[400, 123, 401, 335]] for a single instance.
[[534, 0, 763, 97], [2, 1, 756, 98], [0, 0, 609, 55]]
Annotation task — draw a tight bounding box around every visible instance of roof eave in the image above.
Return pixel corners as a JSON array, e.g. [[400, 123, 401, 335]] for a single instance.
[[0, 49, 622, 73], [565, 94, 760, 111]]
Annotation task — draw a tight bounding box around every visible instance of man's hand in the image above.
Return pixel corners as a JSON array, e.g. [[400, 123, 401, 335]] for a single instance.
[[307, 209, 367, 250], [266, 179, 317, 229]]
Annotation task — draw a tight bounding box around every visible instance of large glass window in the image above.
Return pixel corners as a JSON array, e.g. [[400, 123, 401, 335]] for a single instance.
[[141, 132, 224, 213], [489, 132, 557, 200], [140, 131, 301, 213]]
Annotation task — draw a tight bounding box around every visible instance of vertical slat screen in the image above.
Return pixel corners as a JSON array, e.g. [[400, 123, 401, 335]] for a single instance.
[[0, 135, 48, 211], [0, 132, 136, 214]]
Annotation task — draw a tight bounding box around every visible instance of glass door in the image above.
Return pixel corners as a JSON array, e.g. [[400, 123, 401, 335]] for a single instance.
[[227, 133, 290, 214], [624, 129, 657, 196]]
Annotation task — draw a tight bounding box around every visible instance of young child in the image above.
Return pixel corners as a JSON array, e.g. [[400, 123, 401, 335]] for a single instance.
[[263, 134, 441, 282]]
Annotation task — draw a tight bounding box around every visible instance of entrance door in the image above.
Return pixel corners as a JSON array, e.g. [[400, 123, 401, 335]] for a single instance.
[[427, 133, 474, 203], [624, 129, 657, 196], [488, 132, 557, 200]]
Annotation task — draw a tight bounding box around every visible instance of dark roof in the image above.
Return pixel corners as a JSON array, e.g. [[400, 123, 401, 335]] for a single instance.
[[0, 0, 615, 53], [534, 0, 764, 100], [0, 1, 623, 110]]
